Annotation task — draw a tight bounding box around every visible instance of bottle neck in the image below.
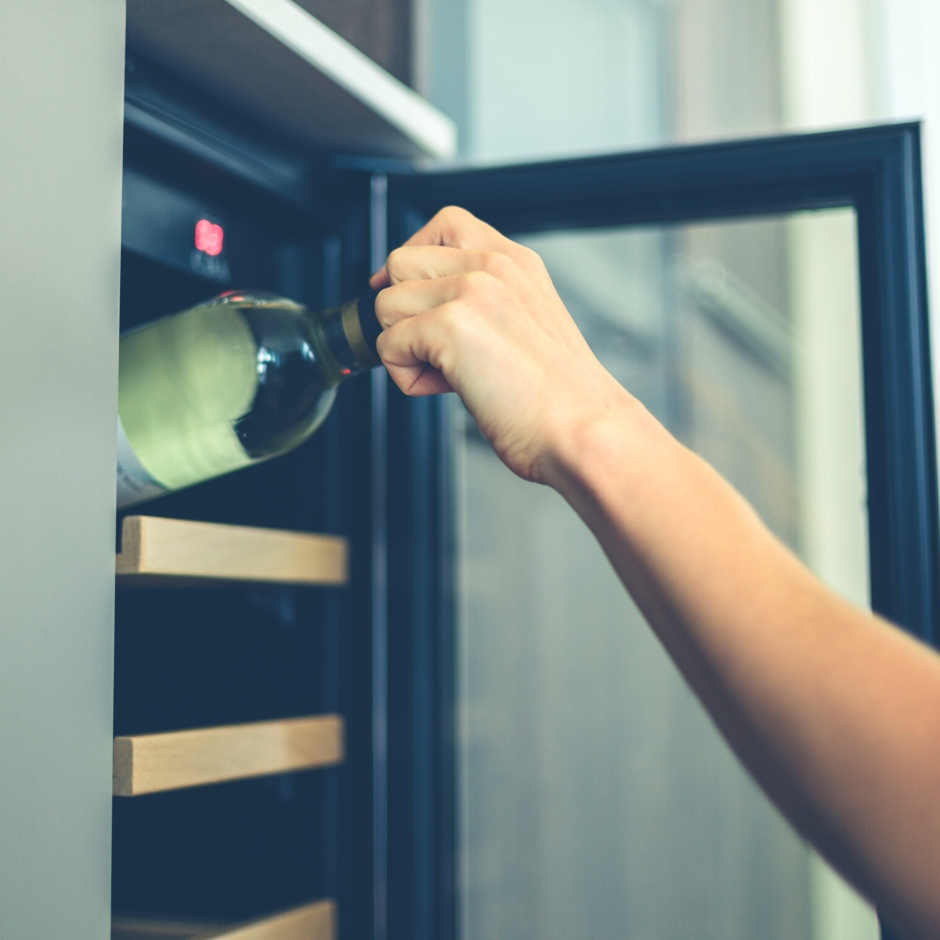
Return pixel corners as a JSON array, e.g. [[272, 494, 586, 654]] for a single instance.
[[320, 290, 383, 377]]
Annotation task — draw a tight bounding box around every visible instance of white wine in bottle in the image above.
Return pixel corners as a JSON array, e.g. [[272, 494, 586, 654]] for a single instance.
[[117, 289, 382, 509]]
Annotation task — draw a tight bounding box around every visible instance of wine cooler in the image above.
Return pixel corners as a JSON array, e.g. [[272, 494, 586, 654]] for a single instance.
[[111, 55, 454, 940]]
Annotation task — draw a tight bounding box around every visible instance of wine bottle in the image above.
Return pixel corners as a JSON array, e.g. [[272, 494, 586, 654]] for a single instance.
[[117, 289, 382, 509]]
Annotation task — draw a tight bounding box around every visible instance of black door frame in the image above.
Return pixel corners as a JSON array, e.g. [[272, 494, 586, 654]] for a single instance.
[[386, 122, 936, 940]]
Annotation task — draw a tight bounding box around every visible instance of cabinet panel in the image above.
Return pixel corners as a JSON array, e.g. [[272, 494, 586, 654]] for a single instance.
[[0, 2, 125, 937], [293, 0, 412, 85], [125, 0, 454, 158]]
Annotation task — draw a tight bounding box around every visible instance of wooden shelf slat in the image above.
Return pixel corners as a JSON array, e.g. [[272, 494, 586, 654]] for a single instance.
[[112, 918, 223, 939], [112, 900, 336, 940], [114, 715, 344, 796], [116, 516, 348, 587], [200, 902, 335, 940]]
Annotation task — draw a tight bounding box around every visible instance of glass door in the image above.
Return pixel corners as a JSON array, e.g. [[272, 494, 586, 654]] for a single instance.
[[383, 124, 937, 940], [455, 210, 867, 940]]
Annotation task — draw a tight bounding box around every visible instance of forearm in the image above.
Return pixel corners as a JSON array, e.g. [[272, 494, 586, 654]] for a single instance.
[[548, 399, 940, 940], [371, 206, 940, 939]]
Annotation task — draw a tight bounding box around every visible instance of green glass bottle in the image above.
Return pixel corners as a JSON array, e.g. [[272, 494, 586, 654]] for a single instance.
[[116, 289, 382, 509]]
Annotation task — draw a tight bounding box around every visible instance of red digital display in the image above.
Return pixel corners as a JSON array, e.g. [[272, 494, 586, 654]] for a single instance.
[[195, 218, 224, 256]]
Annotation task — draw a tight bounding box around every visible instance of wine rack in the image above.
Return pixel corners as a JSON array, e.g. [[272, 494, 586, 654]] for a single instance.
[[111, 67, 386, 935], [116, 516, 348, 587], [113, 510, 350, 933], [114, 715, 344, 796], [111, 899, 335, 940]]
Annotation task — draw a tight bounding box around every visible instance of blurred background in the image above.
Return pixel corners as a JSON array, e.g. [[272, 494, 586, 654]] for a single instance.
[[408, 1, 940, 938]]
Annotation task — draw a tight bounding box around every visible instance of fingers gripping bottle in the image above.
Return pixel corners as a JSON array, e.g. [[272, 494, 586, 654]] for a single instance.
[[116, 289, 382, 509]]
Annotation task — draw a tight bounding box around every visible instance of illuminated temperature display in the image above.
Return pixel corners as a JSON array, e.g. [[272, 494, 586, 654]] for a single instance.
[[194, 218, 224, 256]]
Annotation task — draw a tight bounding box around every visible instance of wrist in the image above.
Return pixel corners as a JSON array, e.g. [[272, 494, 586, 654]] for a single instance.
[[538, 390, 675, 507]]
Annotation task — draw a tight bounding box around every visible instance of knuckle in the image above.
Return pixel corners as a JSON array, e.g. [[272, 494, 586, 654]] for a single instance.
[[439, 205, 469, 225], [457, 270, 490, 295], [374, 288, 396, 328], [454, 271, 505, 310], [375, 325, 397, 363], [519, 245, 546, 270], [429, 302, 467, 375], [479, 250, 512, 277], [385, 247, 408, 275]]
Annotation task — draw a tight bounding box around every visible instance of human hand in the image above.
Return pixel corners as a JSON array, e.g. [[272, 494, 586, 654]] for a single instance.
[[370, 207, 636, 485]]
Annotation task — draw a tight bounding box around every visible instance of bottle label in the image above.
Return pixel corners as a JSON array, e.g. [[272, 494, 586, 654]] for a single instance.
[[117, 416, 167, 509]]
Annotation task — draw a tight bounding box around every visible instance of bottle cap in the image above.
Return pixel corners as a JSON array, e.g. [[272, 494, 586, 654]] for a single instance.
[[340, 289, 382, 369], [357, 289, 383, 362]]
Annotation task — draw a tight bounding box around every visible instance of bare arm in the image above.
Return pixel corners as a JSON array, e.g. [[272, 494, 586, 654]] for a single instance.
[[371, 207, 940, 940]]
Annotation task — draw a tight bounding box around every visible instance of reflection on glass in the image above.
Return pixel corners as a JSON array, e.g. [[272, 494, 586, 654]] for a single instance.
[[455, 211, 878, 940]]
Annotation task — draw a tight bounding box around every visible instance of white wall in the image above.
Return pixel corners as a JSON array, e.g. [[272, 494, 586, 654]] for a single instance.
[[780, 0, 940, 496], [466, 0, 666, 162], [777, 5, 882, 937], [417, 0, 666, 161], [875, 0, 940, 441]]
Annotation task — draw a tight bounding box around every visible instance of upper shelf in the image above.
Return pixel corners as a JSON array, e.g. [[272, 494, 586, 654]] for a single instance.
[[116, 516, 348, 587], [125, 0, 457, 160]]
